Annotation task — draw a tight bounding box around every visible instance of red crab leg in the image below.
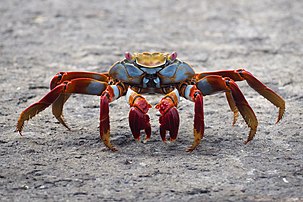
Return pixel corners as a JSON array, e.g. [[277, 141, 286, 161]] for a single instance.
[[195, 75, 258, 144], [50, 71, 109, 90], [196, 69, 285, 123], [155, 89, 180, 142], [16, 78, 108, 134], [99, 84, 126, 151], [126, 88, 152, 142], [225, 91, 239, 125], [49, 72, 109, 129], [181, 85, 205, 152], [99, 91, 117, 151], [52, 93, 71, 130]]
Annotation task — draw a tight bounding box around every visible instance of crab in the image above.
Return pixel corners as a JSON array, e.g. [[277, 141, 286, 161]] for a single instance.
[[16, 52, 285, 151]]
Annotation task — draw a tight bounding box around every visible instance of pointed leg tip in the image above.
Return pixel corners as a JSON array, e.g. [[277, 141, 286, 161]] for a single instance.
[[244, 128, 257, 145], [170, 137, 177, 142], [63, 122, 71, 130], [63, 124, 71, 130], [15, 125, 23, 136], [244, 137, 253, 145], [102, 138, 118, 152], [111, 147, 118, 152], [55, 115, 71, 130], [232, 114, 239, 126], [16, 130, 23, 136], [231, 111, 239, 125], [275, 109, 285, 124], [104, 143, 118, 152], [62, 123, 71, 130], [143, 137, 150, 144], [186, 146, 195, 152]]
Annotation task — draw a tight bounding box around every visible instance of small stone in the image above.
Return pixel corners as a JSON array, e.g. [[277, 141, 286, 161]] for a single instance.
[[124, 159, 132, 165], [282, 178, 289, 183]]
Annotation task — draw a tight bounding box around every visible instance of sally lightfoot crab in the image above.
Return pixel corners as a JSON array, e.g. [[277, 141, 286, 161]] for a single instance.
[[16, 52, 285, 151]]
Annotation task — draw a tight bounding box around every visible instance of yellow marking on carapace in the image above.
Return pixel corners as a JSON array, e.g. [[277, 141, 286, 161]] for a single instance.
[[134, 52, 169, 68]]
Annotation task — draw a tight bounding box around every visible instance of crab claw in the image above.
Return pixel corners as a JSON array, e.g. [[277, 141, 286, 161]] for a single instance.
[[129, 97, 152, 142], [156, 98, 180, 142], [100, 93, 117, 151]]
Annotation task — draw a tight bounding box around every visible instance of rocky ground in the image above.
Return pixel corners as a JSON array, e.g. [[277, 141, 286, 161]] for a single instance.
[[0, 0, 302, 201]]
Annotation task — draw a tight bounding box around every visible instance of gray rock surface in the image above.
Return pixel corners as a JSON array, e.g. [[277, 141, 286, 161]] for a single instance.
[[0, 0, 302, 201]]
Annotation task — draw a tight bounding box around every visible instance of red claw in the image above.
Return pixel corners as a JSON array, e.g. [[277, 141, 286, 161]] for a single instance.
[[129, 108, 151, 141], [156, 98, 180, 142], [129, 97, 151, 141], [159, 107, 179, 142]]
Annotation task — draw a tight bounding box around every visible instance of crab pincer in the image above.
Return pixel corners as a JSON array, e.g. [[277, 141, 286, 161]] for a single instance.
[[129, 96, 152, 142], [156, 97, 180, 142]]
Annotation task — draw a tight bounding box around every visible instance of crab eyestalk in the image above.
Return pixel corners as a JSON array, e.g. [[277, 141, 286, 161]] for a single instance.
[[124, 52, 135, 62], [168, 51, 177, 61]]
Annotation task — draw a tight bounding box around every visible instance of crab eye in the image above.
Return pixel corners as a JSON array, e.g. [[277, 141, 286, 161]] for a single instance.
[[124, 52, 133, 61], [169, 51, 177, 61]]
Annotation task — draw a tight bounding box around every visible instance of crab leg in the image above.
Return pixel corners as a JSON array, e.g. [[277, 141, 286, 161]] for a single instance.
[[98, 84, 126, 151], [192, 92, 204, 151], [196, 75, 258, 144], [126, 88, 152, 142], [180, 85, 204, 152], [196, 69, 285, 123], [155, 89, 180, 142], [100, 90, 114, 151], [50, 72, 109, 128], [16, 78, 108, 134], [225, 91, 239, 125], [52, 93, 71, 130], [50, 71, 109, 90]]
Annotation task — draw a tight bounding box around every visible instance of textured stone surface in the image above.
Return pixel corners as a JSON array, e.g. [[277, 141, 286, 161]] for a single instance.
[[0, 0, 302, 201]]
